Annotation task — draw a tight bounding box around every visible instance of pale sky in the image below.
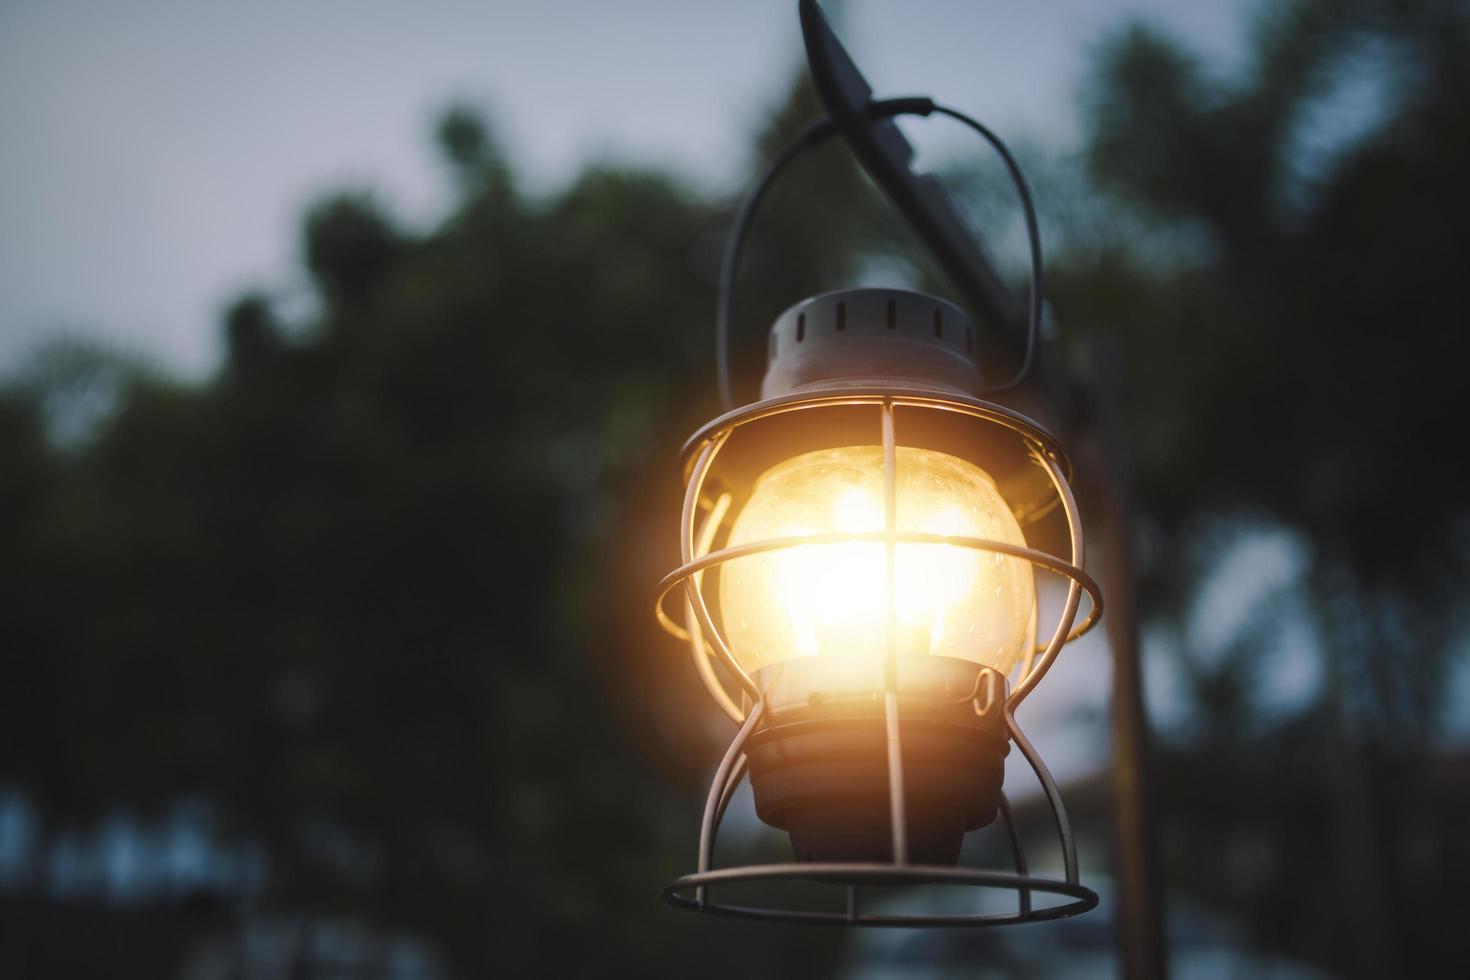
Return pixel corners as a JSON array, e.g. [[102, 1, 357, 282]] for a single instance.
[[0, 0, 1254, 376]]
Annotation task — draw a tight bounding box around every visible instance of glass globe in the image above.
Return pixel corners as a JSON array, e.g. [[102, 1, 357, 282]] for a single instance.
[[720, 445, 1035, 678]]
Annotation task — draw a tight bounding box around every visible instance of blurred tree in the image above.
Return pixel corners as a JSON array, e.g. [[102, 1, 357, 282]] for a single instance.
[[1, 77, 885, 977], [303, 192, 404, 313], [223, 292, 283, 375], [1044, 0, 1470, 975]]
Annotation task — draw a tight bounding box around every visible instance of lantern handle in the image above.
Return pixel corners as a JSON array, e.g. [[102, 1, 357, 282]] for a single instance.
[[714, 98, 923, 410], [714, 100, 1043, 409]]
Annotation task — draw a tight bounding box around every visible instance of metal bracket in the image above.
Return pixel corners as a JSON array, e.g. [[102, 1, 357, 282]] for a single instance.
[[798, 0, 1026, 376]]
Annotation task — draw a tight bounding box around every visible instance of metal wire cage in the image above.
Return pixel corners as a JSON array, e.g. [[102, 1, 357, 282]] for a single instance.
[[654, 384, 1104, 925]]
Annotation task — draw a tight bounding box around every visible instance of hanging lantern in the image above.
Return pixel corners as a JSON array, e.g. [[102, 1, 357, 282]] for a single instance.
[[654, 286, 1103, 924]]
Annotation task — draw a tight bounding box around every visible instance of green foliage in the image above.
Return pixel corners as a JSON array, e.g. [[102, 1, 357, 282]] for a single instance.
[[0, 86, 867, 975], [303, 192, 404, 311]]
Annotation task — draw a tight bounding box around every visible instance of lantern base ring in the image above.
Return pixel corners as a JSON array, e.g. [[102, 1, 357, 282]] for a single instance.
[[662, 863, 1097, 926]]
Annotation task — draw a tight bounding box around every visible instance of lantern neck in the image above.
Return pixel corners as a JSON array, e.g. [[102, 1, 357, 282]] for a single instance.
[[761, 288, 985, 399]]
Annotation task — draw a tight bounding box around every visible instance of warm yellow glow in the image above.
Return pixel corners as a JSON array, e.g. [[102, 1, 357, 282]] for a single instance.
[[720, 445, 1035, 677]]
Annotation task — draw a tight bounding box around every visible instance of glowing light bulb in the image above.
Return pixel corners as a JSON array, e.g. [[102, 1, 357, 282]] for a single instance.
[[720, 445, 1035, 677]]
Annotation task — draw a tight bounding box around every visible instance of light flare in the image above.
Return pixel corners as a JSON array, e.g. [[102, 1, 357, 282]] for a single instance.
[[720, 445, 1034, 675]]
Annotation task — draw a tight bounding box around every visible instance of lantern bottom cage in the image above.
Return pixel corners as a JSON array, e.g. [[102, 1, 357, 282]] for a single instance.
[[659, 684, 1100, 927]]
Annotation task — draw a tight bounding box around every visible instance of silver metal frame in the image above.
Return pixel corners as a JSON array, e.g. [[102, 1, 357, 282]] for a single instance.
[[654, 389, 1103, 925]]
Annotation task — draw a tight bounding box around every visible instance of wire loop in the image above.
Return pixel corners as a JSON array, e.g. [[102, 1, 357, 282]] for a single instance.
[[717, 100, 1042, 408]]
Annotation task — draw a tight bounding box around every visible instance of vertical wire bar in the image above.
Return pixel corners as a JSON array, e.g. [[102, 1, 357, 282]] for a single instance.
[[696, 700, 765, 906], [883, 691, 907, 865], [685, 492, 744, 723], [1007, 449, 1083, 708], [685, 610, 745, 724], [1016, 594, 1040, 687], [880, 399, 908, 865], [681, 434, 762, 703], [1007, 714, 1078, 885], [1016, 643, 1038, 689], [712, 755, 748, 830], [882, 401, 898, 694], [997, 793, 1032, 916], [1005, 449, 1086, 884], [846, 885, 859, 923]]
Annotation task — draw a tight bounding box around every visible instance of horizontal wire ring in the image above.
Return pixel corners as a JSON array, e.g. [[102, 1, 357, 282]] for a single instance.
[[663, 863, 1098, 927], [655, 529, 1102, 650]]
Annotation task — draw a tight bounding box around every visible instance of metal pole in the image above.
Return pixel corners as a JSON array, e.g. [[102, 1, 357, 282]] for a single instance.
[[1084, 335, 1167, 979]]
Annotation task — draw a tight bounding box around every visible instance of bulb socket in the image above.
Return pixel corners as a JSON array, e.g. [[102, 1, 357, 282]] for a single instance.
[[746, 656, 1009, 867]]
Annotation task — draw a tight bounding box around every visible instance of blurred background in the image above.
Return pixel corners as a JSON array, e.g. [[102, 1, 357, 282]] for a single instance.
[[2, 0, 1468, 976]]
